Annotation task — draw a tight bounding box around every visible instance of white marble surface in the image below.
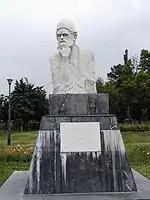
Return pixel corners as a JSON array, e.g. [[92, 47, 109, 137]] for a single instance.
[[60, 122, 101, 152], [50, 19, 97, 94], [102, 130, 125, 153]]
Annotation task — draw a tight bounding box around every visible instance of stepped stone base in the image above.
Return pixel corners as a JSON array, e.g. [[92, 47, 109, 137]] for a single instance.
[[0, 170, 150, 200], [24, 94, 137, 194]]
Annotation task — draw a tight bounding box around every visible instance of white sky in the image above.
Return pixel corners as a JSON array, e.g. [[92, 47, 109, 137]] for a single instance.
[[0, 0, 150, 94]]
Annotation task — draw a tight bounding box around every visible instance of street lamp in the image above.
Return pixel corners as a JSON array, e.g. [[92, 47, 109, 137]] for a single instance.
[[7, 78, 13, 145]]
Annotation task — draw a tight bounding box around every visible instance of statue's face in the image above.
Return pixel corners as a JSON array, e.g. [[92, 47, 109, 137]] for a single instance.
[[56, 28, 75, 48]]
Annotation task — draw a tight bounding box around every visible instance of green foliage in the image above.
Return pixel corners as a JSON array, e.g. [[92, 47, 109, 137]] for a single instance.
[[0, 145, 33, 162], [0, 78, 49, 131], [107, 49, 133, 84], [11, 78, 48, 130], [139, 49, 150, 72], [96, 48, 150, 122], [120, 124, 150, 132], [0, 94, 8, 123], [96, 77, 105, 93]]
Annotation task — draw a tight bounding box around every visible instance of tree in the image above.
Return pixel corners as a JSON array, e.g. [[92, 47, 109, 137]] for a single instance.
[[11, 78, 48, 131], [103, 49, 150, 122], [131, 55, 139, 75], [139, 49, 150, 72], [96, 77, 105, 93], [0, 94, 9, 123], [130, 71, 150, 122], [107, 49, 133, 84], [105, 49, 135, 121]]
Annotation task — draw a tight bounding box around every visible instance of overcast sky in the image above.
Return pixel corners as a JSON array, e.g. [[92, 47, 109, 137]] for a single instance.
[[0, 0, 150, 94]]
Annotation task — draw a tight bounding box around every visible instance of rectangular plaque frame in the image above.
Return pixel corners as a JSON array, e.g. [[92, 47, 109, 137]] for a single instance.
[[60, 122, 101, 153]]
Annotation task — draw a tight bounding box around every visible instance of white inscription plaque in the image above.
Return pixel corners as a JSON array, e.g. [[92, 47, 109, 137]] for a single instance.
[[60, 122, 101, 152]]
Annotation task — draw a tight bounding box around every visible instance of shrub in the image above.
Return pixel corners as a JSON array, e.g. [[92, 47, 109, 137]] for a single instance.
[[0, 145, 34, 162], [119, 123, 150, 132]]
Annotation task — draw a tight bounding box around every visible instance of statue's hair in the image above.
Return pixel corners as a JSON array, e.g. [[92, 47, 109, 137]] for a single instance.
[[56, 19, 77, 34]]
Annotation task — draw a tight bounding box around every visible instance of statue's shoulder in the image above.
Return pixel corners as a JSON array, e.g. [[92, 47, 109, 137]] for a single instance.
[[50, 53, 61, 72], [50, 53, 60, 63], [78, 47, 94, 62], [78, 46, 94, 58]]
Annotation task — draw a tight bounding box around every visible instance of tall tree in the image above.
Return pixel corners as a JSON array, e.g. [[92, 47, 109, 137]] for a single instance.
[[0, 94, 9, 123], [11, 78, 48, 131], [107, 49, 133, 84], [139, 49, 150, 72], [96, 77, 105, 93], [106, 49, 135, 121]]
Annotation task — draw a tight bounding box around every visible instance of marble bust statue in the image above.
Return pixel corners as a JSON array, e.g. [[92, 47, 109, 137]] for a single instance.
[[50, 19, 97, 94]]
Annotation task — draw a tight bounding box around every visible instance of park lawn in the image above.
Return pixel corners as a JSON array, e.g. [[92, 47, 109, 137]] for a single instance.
[[0, 131, 38, 186], [122, 131, 150, 179], [122, 131, 150, 144], [0, 162, 30, 187], [0, 131, 150, 186], [0, 131, 38, 147]]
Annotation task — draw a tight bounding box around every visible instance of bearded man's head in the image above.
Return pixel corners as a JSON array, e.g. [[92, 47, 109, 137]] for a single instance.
[[56, 19, 77, 57]]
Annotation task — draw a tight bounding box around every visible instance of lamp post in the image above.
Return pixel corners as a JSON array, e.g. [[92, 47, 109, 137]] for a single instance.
[[7, 78, 13, 145]]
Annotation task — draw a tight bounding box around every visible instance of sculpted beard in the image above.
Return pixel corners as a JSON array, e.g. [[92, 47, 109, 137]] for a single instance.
[[58, 45, 71, 57], [57, 38, 74, 57]]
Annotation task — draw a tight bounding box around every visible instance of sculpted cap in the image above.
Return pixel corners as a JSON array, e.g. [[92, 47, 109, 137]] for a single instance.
[[56, 19, 76, 33]]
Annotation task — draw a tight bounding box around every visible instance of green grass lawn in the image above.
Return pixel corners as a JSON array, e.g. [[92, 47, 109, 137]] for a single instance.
[[0, 131, 38, 186], [0, 130, 150, 186], [122, 131, 150, 179], [0, 131, 38, 147]]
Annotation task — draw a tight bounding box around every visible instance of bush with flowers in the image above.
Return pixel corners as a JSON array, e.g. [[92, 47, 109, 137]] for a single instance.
[[0, 144, 34, 162]]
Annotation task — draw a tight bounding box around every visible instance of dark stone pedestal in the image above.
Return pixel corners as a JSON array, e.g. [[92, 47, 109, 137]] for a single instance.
[[24, 94, 137, 194], [49, 93, 109, 115]]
